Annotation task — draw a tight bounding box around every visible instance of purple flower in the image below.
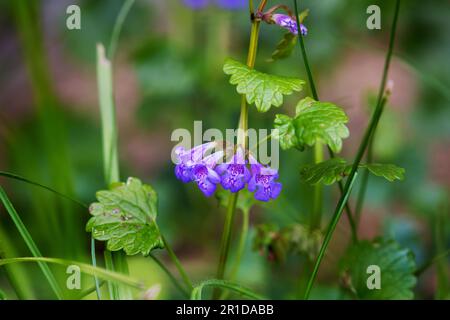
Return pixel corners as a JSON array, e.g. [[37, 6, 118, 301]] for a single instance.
[[174, 142, 216, 183], [175, 142, 223, 196], [216, 147, 251, 193], [191, 152, 223, 196], [182, 0, 246, 10], [272, 14, 308, 36], [214, 0, 246, 10], [182, 0, 209, 10], [248, 155, 282, 202]]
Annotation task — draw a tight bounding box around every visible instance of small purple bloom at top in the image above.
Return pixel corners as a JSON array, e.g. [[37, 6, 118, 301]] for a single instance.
[[214, 0, 246, 10], [272, 14, 308, 36], [248, 155, 282, 202], [216, 147, 251, 193], [182, 0, 246, 10], [183, 0, 209, 10]]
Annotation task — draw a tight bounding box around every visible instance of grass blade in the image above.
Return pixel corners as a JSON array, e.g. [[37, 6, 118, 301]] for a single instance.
[[191, 279, 265, 300], [0, 186, 64, 299], [0, 257, 143, 290]]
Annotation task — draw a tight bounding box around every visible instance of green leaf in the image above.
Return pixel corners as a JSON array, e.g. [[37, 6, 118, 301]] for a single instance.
[[0, 289, 6, 300], [216, 188, 256, 214], [86, 177, 164, 256], [293, 97, 350, 153], [298, 9, 309, 23], [273, 114, 302, 150], [300, 157, 351, 185], [223, 58, 305, 112], [363, 163, 405, 182], [341, 239, 417, 299], [267, 32, 297, 62], [300, 158, 405, 185]]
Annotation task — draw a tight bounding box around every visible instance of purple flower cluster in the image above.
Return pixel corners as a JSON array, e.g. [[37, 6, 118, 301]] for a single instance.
[[174, 143, 281, 202], [182, 0, 246, 10], [272, 14, 308, 36]]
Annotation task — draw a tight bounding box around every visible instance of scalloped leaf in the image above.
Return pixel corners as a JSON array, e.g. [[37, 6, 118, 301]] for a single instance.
[[293, 97, 349, 153], [363, 163, 405, 182], [300, 158, 405, 185], [267, 32, 297, 62], [273, 114, 301, 150], [300, 157, 351, 185], [86, 177, 164, 256], [223, 58, 305, 112], [341, 239, 417, 299]]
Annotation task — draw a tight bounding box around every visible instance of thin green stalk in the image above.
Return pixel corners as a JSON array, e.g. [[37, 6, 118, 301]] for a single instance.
[[220, 209, 250, 299], [354, 138, 374, 226], [100, 1, 136, 299], [103, 250, 116, 300], [91, 237, 102, 300], [0, 171, 87, 209], [74, 281, 105, 300], [293, 0, 357, 236], [0, 187, 64, 299], [302, 0, 402, 291], [149, 253, 190, 298], [304, 91, 392, 298], [214, 193, 239, 299], [0, 257, 144, 290], [161, 235, 193, 292], [213, 8, 261, 299], [108, 0, 135, 62], [192, 279, 265, 300], [312, 142, 324, 228]]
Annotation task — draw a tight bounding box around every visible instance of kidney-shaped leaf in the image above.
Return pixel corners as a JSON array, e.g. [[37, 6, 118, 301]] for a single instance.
[[341, 239, 417, 299], [223, 58, 304, 112], [86, 177, 163, 256]]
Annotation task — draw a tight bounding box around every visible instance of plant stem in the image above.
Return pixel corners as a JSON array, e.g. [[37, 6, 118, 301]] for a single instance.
[[0, 187, 64, 299], [293, 0, 358, 240], [149, 253, 190, 298], [108, 0, 135, 62], [304, 94, 394, 298], [161, 234, 193, 293], [213, 8, 261, 299], [354, 135, 374, 226], [192, 279, 265, 300], [97, 0, 136, 300], [103, 250, 117, 299], [311, 142, 324, 228], [303, 0, 400, 295], [0, 257, 144, 290], [214, 192, 239, 299], [220, 209, 250, 299], [91, 237, 102, 300]]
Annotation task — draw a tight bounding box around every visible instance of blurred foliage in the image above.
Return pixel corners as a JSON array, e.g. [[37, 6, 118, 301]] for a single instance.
[[0, 0, 448, 299]]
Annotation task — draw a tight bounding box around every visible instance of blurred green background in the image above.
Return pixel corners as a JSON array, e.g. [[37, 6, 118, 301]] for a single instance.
[[0, 0, 448, 299]]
